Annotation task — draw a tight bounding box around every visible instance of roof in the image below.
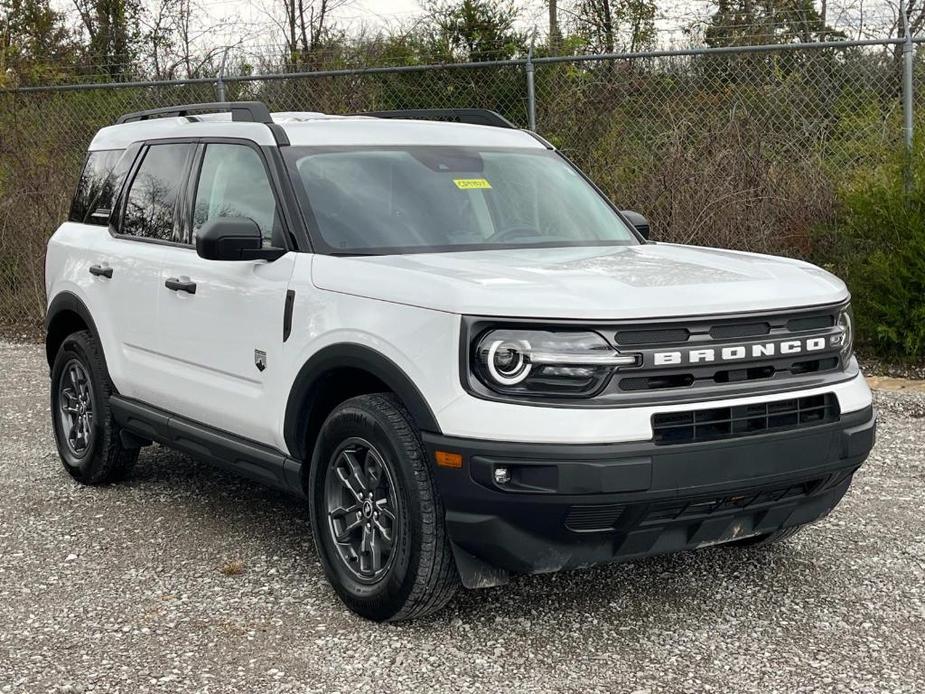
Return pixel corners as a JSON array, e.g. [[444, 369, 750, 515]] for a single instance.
[[88, 112, 546, 151]]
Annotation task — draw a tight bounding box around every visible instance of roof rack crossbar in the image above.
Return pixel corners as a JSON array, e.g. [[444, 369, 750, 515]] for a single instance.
[[359, 108, 516, 129], [116, 101, 272, 125]]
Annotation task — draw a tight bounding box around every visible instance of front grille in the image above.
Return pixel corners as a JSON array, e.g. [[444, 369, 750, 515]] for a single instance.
[[611, 305, 845, 395], [652, 393, 840, 445], [615, 327, 690, 345], [709, 321, 770, 339]]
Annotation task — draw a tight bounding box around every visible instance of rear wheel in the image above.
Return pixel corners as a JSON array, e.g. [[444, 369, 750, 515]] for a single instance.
[[308, 393, 459, 622], [50, 330, 138, 485]]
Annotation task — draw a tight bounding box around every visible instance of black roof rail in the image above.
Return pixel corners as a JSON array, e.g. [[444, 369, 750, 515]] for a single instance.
[[359, 108, 516, 129], [116, 101, 273, 125]]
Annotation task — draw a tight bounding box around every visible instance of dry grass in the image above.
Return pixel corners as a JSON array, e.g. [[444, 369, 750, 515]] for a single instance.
[[219, 559, 246, 576]]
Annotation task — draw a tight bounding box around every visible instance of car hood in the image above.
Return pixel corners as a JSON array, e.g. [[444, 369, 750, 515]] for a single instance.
[[311, 243, 849, 320]]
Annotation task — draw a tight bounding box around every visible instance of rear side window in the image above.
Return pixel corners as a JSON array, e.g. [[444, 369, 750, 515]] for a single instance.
[[120, 143, 192, 243], [68, 149, 127, 225]]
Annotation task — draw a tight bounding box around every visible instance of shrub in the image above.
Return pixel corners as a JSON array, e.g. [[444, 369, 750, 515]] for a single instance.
[[817, 152, 925, 361]]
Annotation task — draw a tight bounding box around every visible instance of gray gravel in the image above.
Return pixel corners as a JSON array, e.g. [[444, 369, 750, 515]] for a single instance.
[[1, 340, 923, 694]]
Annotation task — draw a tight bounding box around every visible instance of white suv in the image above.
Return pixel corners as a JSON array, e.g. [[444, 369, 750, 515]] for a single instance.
[[45, 102, 876, 621]]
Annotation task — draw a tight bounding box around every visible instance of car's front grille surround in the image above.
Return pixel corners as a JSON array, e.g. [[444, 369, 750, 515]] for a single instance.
[[652, 393, 840, 445], [610, 305, 845, 395]]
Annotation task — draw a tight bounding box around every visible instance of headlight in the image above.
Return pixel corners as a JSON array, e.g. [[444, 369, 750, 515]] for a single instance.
[[833, 304, 854, 365], [472, 329, 637, 397]]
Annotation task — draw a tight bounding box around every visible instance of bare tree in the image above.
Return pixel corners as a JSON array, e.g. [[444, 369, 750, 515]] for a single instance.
[[71, 0, 143, 78], [279, 0, 353, 68], [563, 0, 657, 53], [138, 0, 240, 79]]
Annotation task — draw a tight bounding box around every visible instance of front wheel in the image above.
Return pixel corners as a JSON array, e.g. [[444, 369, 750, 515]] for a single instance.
[[308, 393, 459, 622]]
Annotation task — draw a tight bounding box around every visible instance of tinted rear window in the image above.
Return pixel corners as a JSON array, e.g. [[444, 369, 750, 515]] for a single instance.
[[120, 144, 191, 243], [69, 149, 128, 225]]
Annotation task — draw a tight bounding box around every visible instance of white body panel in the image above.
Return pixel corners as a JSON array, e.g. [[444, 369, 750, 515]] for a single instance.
[[46, 224, 167, 399], [46, 231, 872, 450], [311, 244, 849, 320], [149, 248, 297, 443], [46, 113, 871, 456], [90, 120, 279, 151], [89, 115, 543, 152], [432, 369, 871, 443]]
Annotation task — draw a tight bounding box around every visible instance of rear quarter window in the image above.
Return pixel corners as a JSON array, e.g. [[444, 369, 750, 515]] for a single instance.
[[68, 149, 128, 225]]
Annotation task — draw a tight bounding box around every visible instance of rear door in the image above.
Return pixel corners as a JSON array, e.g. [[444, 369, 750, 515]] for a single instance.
[[58, 147, 135, 382], [102, 142, 195, 400], [68, 142, 196, 400], [152, 140, 296, 446]]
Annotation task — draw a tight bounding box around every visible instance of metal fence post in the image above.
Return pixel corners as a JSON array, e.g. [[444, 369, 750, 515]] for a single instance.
[[525, 47, 536, 131], [902, 4, 915, 190], [215, 47, 230, 102]]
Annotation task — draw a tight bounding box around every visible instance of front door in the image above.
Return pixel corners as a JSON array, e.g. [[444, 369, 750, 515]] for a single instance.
[[153, 141, 296, 446]]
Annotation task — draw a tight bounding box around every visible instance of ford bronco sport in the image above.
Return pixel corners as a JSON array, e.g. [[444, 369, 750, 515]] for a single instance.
[[45, 102, 876, 622]]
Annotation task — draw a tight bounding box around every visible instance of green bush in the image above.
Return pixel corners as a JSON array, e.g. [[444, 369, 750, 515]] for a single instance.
[[819, 152, 925, 361]]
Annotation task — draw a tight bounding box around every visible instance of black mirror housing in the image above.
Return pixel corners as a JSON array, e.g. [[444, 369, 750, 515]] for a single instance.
[[621, 210, 650, 240], [195, 217, 285, 261]]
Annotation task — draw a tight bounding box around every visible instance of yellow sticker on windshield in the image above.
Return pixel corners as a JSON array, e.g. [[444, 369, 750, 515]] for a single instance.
[[453, 178, 492, 190]]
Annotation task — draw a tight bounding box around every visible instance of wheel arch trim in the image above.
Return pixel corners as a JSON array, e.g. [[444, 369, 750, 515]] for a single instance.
[[283, 343, 442, 460], [45, 291, 103, 368]]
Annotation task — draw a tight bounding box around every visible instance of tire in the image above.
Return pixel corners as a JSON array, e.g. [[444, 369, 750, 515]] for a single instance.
[[50, 330, 139, 485], [723, 525, 804, 549], [308, 393, 459, 622]]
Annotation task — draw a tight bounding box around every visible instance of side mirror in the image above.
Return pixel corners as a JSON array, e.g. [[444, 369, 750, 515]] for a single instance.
[[195, 217, 285, 261], [621, 210, 650, 240]]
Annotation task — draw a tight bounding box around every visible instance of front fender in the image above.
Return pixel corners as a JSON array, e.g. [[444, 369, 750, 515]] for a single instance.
[[283, 342, 442, 460]]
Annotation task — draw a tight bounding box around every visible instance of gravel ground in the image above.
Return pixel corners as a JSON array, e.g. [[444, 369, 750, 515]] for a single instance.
[[0, 340, 923, 694], [857, 355, 925, 382]]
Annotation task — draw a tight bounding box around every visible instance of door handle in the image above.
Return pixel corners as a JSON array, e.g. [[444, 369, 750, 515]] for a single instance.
[[89, 265, 113, 278], [165, 277, 197, 294]]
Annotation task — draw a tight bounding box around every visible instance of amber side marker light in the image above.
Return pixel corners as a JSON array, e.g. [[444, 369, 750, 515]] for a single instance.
[[435, 450, 463, 469]]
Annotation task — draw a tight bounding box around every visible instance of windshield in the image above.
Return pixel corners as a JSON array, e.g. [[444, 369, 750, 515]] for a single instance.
[[286, 147, 638, 254]]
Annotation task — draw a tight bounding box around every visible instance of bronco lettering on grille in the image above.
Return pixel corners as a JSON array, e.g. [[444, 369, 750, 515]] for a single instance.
[[651, 337, 828, 366]]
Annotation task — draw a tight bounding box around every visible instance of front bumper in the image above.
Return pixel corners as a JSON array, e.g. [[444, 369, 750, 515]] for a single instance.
[[423, 405, 876, 588]]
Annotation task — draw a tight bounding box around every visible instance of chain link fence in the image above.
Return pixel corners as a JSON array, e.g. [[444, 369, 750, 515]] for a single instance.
[[1, 38, 922, 335]]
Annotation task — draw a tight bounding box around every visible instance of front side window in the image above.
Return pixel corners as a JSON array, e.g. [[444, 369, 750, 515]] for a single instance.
[[286, 147, 638, 254], [69, 149, 128, 225], [193, 143, 280, 246], [120, 143, 191, 242]]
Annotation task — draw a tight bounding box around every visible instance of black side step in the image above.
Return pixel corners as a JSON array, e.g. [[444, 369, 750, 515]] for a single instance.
[[110, 395, 304, 498]]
